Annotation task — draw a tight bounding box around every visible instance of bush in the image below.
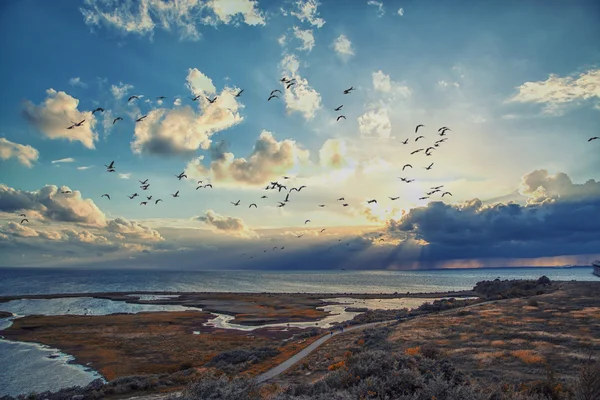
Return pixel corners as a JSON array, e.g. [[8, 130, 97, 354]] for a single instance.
[[528, 298, 540, 307], [574, 358, 600, 400], [207, 346, 280, 372]]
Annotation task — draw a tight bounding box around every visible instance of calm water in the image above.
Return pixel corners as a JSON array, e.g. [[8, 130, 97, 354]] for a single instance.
[[0, 267, 596, 296], [0, 266, 596, 397]]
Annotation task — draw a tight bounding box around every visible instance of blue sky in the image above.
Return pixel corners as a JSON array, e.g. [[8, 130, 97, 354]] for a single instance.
[[1, 0, 599, 269]]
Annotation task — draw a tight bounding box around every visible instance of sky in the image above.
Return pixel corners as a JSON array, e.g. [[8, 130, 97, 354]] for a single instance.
[[0, 0, 600, 270]]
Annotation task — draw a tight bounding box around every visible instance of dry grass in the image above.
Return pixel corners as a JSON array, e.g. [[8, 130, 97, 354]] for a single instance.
[[404, 346, 421, 356], [511, 350, 545, 364], [273, 282, 600, 389]]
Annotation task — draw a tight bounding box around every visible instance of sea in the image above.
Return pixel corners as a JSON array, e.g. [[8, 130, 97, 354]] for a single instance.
[[0, 266, 596, 397]]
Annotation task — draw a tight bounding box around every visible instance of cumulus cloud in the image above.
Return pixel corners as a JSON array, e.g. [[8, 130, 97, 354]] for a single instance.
[[367, 0, 385, 17], [52, 158, 76, 164], [106, 217, 163, 241], [80, 0, 265, 41], [292, 26, 315, 52], [357, 107, 392, 139], [131, 68, 243, 155], [22, 89, 98, 149], [194, 210, 256, 238], [520, 169, 600, 203], [68, 77, 87, 88], [386, 170, 600, 261], [118, 173, 132, 179], [507, 68, 600, 115], [372, 70, 412, 96], [185, 130, 310, 185], [0, 184, 106, 227], [397, 7, 404, 16], [111, 82, 134, 100], [438, 80, 460, 89], [279, 54, 322, 120], [319, 138, 348, 169], [203, 0, 266, 27], [332, 34, 354, 58], [290, 0, 325, 28], [0, 138, 39, 168]]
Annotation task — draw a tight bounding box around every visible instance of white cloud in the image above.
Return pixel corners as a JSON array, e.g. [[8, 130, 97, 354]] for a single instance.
[[279, 54, 322, 120], [507, 68, 600, 115], [372, 70, 412, 97], [203, 0, 266, 27], [277, 34, 287, 46], [357, 107, 392, 139], [186, 67, 216, 95], [52, 158, 76, 164], [290, 0, 325, 28], [80, 0, 266, 41], [194, 210, 257, 238], [319, 139, 348, 169], [68, 77, 87, 88], [373, 70, 392, 92], [292, 26, 315, 52], [22, 89, 98, 149], [0, 138, 39, 168], [110, 82, 134, 100], [118, 173, 132, 179], [131, 68, 243, 155], [397, 7, 404, 16], [332, 34, 354, 58], [77, 166, 93, 170], [438, 80, 460, 88], [0, 184, 106, 227], [367, 0, 385, 17], [106, 217, 163, 241], [185, 130, 310, 186]]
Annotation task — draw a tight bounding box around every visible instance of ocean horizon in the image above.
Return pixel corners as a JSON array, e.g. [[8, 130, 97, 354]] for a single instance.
[[0, 266, 596, 297]]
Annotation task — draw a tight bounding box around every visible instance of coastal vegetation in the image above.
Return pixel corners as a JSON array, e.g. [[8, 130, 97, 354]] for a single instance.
[[2, 278, 599, 400]]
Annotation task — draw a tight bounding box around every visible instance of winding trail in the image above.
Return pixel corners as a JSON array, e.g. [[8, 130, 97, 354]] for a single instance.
[[126, 298, 500, 399]]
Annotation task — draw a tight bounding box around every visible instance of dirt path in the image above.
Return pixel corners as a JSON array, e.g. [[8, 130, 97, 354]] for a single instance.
[[124, 299, 501, 399]]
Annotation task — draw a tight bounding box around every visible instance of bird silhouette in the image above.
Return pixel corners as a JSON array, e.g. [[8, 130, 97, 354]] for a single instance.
[[342, 203, 349, 207], [249, 203, 257, 208], [337, 115, 346, 121], [268, 94, 279, 101], [112, 117, 123, 124], [425, 163, 434, 170], [343, 87, 355, 94], [206, 96, 218, 104], [589, 137, 599, 142], [320, 229, 326, 233], [156, 96, 166, 100], [389, 196, 400, 200], [318, 204, 326, 207], [415, 124, 424, 133], [101, 194, 110, 200], [270, 89, 282, 96], [337, 197, 345, 201], [104, 161, 115, 169], [146, 196, 152, 200], [20, 218, 28, 224], [92, 107, 104, 114], [140, 201, 147, 205], [402, 138, 409, 145], [19, 213, 26, 217], [235, 89, 244, 97], [128, 95, 139, 102], [415, 136, 425, 142], [419, 196, 429, 200], [334, 105, 343, 111], [155, 199, 163, 204], [136, 115, 147, 122], [305, 220, 311, 224], [139, 179, 148, 185], [172, 191, 180, 198], [232, 200, 241, 206], [441, 191, 453, 197], [411, 149, 424, 155], [277, 202, 285, 207], [402, 164, 413, 171], [367, 199, 377, 204]]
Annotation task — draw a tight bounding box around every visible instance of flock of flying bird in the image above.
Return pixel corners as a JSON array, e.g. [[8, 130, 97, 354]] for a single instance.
[[18, 76, 600, 260]]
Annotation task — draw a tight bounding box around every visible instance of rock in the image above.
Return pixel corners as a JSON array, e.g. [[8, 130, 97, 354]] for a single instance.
[[72, 395, 85, 400]]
